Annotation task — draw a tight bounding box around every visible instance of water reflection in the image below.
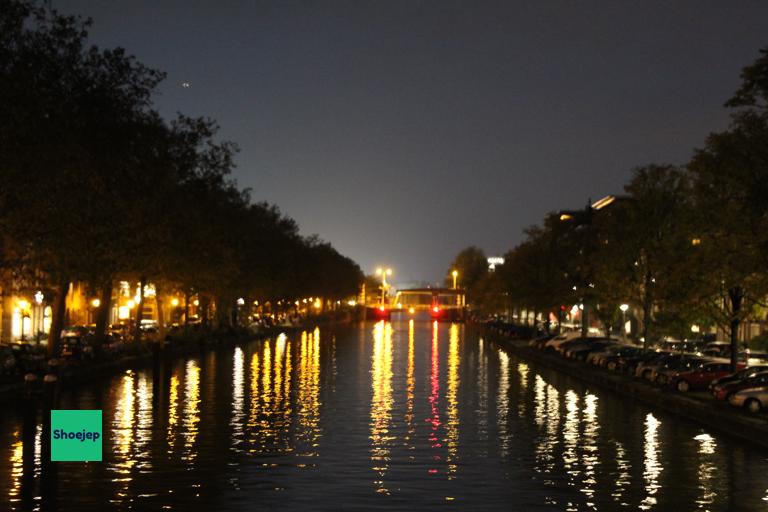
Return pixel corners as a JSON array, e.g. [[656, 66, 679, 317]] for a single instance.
[[477, 338, 488, 448], [694, 433, 717, 508], [405, 320, 415, 447], [297, 328, 322, 458], [3, 322, 768, 511], [182, 360, 201, 463], [446, 324, 460, 478], [370, 321, 394, 493], [581, 394, 599, 506], [111, 371, 136, 505], [167, 373, 180, 450], [231, 347, 245, 452], [497, 350, 510, 457], [427, 321, 442, 475], [8, 431, 22, 505], [641, 413, 663, 510]]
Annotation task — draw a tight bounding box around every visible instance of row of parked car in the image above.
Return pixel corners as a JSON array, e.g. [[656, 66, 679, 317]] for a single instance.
[[528, 331, 768, 414]]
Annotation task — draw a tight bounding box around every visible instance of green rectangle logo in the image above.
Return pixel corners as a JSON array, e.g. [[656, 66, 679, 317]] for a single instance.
[[51, 409, 102, 461]]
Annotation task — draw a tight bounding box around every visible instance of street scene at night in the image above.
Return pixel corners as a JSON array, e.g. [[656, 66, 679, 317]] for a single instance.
[[2, 1, 768, 511]]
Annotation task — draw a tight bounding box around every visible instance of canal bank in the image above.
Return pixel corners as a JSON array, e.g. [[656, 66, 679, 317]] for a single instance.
[[0, 313, 355, 402], [477, 323, 768, 450]]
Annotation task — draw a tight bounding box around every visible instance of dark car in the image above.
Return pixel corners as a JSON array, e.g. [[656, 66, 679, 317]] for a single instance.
[[0, 346, 16, 376], [714, 371, 768, 400], [635, 352, 680, 380], [565, 339, 618, 361], [709, 365, 768, 390], [613, 347, 656, 374], [58, 335, 94, 360], [528, 333, 555, 350]]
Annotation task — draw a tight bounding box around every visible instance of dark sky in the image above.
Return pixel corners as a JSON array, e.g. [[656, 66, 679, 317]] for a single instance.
[[61, 1, 768, 284]]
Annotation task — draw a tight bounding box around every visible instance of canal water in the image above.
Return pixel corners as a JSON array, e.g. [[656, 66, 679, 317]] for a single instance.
[[2, 319, 768, 511]]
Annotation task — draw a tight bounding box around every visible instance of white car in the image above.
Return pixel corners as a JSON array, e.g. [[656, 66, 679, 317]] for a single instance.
[[728, 386, 768, 413], [544, 331, 581, 350]]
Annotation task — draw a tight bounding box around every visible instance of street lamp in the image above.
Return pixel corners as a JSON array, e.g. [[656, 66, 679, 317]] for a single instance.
[[452, 270, 458, 289], [376, 267, 392, 307], [619, 303, 629, 340]]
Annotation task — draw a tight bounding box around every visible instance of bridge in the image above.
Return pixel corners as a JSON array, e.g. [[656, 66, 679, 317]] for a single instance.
[[366, 287, 467, 321]]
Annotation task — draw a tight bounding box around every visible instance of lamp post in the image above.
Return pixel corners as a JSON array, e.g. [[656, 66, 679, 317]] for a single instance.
[[452, 270, 458, 289], [376, 267, 392, 307], [619, 303, 629, 340]]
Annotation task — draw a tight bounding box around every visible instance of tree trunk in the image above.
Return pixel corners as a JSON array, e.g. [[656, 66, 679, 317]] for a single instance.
[[94, 279, 113, 347], [729, 287, 743, 372], [184, 289, 190, 334], [48, 277, 69, 358], [155, 285, 166, 342], [133, 277, 146, 343]]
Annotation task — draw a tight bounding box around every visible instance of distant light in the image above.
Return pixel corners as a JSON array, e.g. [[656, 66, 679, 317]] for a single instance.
[[591, 195, 616, 210], [17, 299, 30, 310], [559, 213, 573, 221], [433, 306, 440, 313], [691, 324, 700, 333], [236, 297, 245, 306], [379, 306, 386, 312], [691, 238, 701, 246], [409, 307, 415, 314], [397, 302, 402, 308], [487, 256, 505, 270], [170, 298, 179, 307], [193, 299, 200, 306], [619, 303, 629, 312], [313, 299, 322, 309], [127, 300, 136, 309], [91, 298, 101, 308], [182, 82, 190, 88], [34, 291, 44, 305], [347, 300, 357, 306]]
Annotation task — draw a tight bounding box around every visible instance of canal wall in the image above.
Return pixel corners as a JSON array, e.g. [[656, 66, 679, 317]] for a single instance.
[[478, 324, 768, 451]]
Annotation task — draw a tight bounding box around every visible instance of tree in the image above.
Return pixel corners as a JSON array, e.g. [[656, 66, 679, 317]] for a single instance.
[[445, 246, 488, 304], [591, 166, 700, 345]]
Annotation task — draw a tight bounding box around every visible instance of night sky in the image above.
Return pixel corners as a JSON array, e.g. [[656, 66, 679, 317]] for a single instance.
[[61, 1, 768, 284]]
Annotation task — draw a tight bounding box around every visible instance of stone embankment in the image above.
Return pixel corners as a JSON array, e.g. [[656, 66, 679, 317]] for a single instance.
[[479, 324, 768, 450]]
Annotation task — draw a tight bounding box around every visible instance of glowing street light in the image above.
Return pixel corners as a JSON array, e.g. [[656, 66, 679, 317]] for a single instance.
[[619, 303, 629, 340], [376, 267, 393, 306], [91, 298, 101, 308], [452, 270, 459, 289]]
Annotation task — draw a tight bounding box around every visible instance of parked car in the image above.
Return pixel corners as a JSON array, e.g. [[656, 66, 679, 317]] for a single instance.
[[613, 348, 657, 374], [598, 346, 644, 370], [709, 365, 768, 390], [667, 361, 741, 392], [10, 343, 46, 373], [528, 333, 556, 350], [0, 346, 16, 376], [713, 372, 768, 401], [544, 331, 582, 351], [729, 386, 768, 413], [565, 339, 618, 361], [635, 352, 681, 380], [653, 357, 708, 385], [58, 335, 94, 360]]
